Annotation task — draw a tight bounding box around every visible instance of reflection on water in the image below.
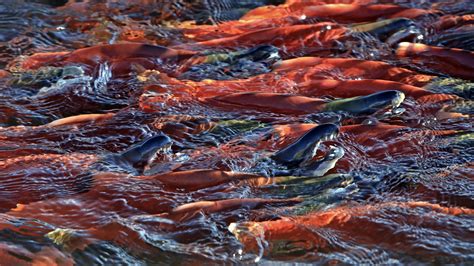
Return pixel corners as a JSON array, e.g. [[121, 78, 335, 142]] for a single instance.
[[0, 0, 473, 264]]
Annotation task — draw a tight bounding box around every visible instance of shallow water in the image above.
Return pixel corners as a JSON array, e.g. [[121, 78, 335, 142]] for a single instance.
[[0, 0, 473, 264]]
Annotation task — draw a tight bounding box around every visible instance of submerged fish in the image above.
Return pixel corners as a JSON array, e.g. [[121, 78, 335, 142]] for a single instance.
[[0, 135, 172, 211]]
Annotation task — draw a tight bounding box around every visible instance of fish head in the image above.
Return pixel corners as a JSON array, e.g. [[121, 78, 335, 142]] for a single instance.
[[237, 45, 280, 64], [116, 134, 173, 173], [272, 123, 339, 167], [296, 145, 345, 177]]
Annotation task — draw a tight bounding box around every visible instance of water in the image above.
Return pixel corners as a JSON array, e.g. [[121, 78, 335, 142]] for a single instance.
[[0, 0, 473, 264]]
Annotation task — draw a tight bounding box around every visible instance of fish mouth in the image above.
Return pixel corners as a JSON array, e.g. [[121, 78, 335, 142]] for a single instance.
[[267, 51, 281, 60], [106, 134, 173, 174], [201, 45, 280, 66], [295, 145, 345, 177], [386, 25, 423, 47], [124, 135, 173, 163], [391, 90, 405, 108], [271, 123, 339, 167], [235, 45, 280, 63], [325, 145, 345, 161], [377, 90, 406, 117], [324, 90, 405, 116]]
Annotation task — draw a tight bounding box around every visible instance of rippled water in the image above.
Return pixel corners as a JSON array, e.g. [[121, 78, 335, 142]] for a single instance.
[[0, 0, 473, 264]]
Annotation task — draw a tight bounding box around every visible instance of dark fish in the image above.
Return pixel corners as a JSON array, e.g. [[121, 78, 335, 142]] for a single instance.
[[430, 26, 474, 51], [181, 45, 280, 81], [105, 135, 173, 174], [271, 123, 339, 167], [233, 44, 280, 65], [352, 18, 417, 42], [323, 90, 405, 115], [425, 77, 473, 99]]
